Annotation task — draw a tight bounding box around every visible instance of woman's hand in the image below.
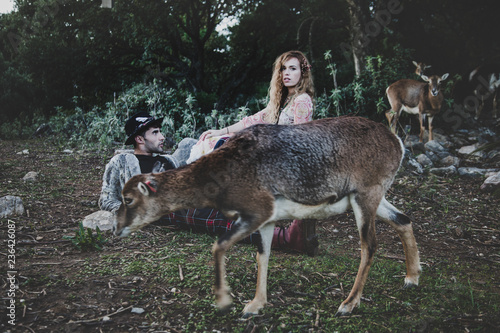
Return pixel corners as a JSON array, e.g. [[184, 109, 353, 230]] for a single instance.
[[199, 128, 226, 141]]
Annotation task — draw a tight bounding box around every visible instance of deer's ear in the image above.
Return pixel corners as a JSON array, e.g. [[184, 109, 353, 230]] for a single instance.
[[138, 182, 150, 196], [440, 73, 449, 81], [421, 74, 429, 81], [138, 180, 158, 196]]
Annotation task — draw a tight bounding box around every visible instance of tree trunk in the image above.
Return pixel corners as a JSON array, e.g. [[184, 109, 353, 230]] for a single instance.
[[345, 0, 370, 76]]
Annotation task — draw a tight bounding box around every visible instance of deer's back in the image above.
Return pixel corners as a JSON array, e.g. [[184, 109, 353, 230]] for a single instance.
[[212, 117, 403, 205], [387, 79, 426, 107]]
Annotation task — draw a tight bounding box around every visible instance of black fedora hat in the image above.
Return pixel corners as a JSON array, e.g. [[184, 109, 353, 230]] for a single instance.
[[124, 112, 164, 145]]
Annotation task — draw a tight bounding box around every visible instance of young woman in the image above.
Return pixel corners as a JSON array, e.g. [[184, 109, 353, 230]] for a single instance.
[[201, 50, 314, 139], [186, 50, 318, 255]]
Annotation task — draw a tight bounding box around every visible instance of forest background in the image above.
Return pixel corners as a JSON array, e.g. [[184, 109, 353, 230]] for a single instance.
[[0, 0, 499, 148]]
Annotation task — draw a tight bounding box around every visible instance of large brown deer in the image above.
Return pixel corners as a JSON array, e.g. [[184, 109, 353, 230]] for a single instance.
[[113, 117, 421, 317], [385, 73, 449, 142]]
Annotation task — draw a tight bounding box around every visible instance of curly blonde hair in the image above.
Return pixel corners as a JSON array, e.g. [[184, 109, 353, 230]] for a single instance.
[[264, 50, 315, 124]]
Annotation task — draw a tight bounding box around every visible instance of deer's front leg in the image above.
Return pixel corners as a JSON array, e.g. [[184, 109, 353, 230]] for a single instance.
[[427, 115, 434, 141], [242, 222, 275, 318], [418, 113, 425, 142], [213, 239, 233, 311], [212, 219, 254, 311]]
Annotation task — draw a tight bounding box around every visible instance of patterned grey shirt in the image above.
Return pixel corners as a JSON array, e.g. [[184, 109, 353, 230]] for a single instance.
[[98, 153, 178, 213], [98, 138, 197, 213]]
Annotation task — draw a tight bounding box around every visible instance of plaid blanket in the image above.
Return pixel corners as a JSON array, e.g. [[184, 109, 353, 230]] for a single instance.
[[160, 208, 261, 244]]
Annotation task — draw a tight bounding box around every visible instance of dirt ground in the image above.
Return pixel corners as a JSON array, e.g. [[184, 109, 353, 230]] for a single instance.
[[1, 137, 499, 332]]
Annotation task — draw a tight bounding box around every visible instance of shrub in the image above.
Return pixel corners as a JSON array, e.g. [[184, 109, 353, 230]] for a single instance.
[[315, 46, 418, 120], [65, 222, 107, 252], [40, 47, 433, 149], [42, 79, 256, 150]]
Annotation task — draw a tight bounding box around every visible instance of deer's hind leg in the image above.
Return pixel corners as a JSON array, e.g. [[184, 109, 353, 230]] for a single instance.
[[376, 197, 421, 287], [336, 190, 381, 316], [385, 93, 403, 134], [385, 107, 401, 134]]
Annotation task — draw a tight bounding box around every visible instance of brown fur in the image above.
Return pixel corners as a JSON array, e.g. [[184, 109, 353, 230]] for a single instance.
[[385, 73, 449, 142]]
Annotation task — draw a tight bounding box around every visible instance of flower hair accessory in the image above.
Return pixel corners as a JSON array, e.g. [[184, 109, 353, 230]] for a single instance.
[[301, 63, 312, 72]]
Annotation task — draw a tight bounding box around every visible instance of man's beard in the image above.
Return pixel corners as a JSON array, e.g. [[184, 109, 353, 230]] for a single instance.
[[145, 142, 164, 154]]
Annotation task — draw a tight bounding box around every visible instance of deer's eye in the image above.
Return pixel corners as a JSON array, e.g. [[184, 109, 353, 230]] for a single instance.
[[124, 198, 133, 206]]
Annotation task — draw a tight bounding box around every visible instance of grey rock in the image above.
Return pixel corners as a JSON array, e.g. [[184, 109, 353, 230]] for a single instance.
[[448, 135, 469, 148], [457, 144, 485, 158], [404, 135, 425, 154], [82, 210, 115, 231], [477, 127, 497, 144], [458, 167, 500, 178], [486, 150, 500, 161], [481, 171, 500, 192], [425, 150, 442, 163], [0, 196, 25, 218], [406, 158, 424, 174], [429, 166, 457, 176], [22, 171, 39, 182], [425, 140, 448, 153], [416, 154, 433, 168], [439, 155, 460, 168]]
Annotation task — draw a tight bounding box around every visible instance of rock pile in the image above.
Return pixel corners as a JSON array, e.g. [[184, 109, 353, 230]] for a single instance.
[[403, 127, 500, 192]]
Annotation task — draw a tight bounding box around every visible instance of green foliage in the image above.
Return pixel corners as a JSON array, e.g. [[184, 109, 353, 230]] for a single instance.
[[204, 105, 251, 133], [315, 46, 417, 120], [38, 81, 192, 148], [35, 45, 423, 149], [40, 79, 257, 149], [66, 222, 107, 252]]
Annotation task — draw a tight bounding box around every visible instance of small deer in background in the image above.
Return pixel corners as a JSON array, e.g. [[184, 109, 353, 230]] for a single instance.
[[114, 117, 421, 318], [413, 61, 431, 78], [385, 73, 449, 142]]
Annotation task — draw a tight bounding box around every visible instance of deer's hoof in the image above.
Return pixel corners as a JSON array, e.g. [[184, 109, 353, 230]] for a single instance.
[[335, 309, 352, 317], [336, 299, 359, 317], [241, 311, 258, 319], [403, 275, 420, 289], [218, 305, 232, 315], [403, 281, 418, 289], [216, 294, 233, 313]]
